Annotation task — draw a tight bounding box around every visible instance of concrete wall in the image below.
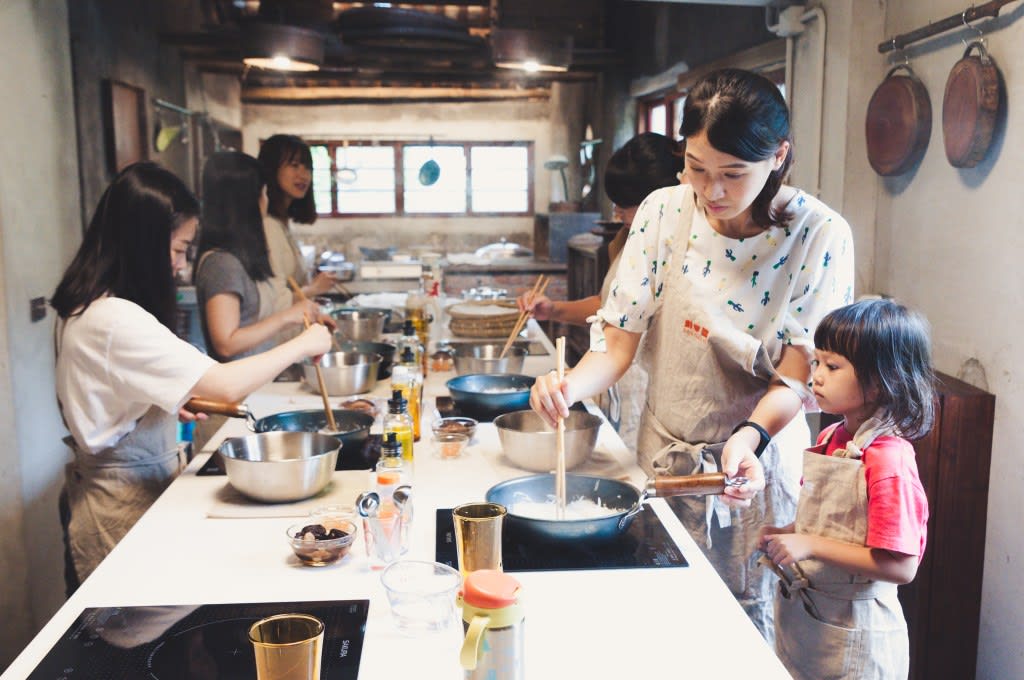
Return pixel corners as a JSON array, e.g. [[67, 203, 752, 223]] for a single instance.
[[240, 84, 591, 256], [871, 3, 1024, 678], [0, 0, 81, 668]]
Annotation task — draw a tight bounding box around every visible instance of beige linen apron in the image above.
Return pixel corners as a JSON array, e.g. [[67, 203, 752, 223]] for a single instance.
[[56, 321, 185, 585], [769, 419, 909, 680], [62, 406, 184, 584], [634, 192, 804, 642]]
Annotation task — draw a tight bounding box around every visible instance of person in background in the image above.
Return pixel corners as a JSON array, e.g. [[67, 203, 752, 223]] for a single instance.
[[51, 162, 331, 593], [257, 134, 337, 311], [517, 132, 684, 448], [529, 68, 855, 640], [195, 151, 328, 362], [759, 298, 934, 679]]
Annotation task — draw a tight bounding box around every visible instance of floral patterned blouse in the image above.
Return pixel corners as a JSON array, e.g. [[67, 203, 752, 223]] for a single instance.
[[590, 184, 854, 364]]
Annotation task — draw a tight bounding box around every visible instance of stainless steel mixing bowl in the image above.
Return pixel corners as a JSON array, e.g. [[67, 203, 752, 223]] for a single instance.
[[493, 410, 602, 472], [451, 343, 527, 375], [302, 351, 381, 396], [217, 432, 341, 503]]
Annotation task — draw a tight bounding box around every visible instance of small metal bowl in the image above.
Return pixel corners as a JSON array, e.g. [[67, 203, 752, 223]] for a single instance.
[[494, 410, 602, 472], [330, 309, 387, 342], [336, 340, 396, 379], [451, 343, 527, 375], [218, 432, 340, 503], [302, 351, 381, 396]]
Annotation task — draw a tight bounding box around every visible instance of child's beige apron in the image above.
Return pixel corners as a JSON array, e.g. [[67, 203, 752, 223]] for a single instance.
[[769, 418, 910, 679]]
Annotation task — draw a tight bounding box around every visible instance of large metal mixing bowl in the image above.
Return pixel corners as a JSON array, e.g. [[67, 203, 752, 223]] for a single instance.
[[218, 432, 341, 503], [494, 410, 602, 472], [445, 373, 534, 421], [330, 308, 387, 341], [302, 351, 381, 396], [451, 343, 526, 375], [486, 474, 641, 541]]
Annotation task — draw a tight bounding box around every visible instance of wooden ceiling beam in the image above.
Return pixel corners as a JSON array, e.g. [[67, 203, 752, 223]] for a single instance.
[[241, 84, 550, 103]]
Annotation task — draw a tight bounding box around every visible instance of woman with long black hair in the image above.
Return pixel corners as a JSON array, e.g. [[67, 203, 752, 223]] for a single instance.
[[52, 162, 331, 591]]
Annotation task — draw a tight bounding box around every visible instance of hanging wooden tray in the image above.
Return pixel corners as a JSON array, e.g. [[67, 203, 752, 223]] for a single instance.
[[943, 41, 1001, 168], [865, 64, 932, 176]]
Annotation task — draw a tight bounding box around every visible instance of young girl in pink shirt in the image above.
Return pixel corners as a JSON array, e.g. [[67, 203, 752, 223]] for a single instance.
[[759, 298, 935, 679]]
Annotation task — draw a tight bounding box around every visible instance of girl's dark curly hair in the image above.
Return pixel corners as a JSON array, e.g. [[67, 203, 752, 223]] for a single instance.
[[814, 298, 936, 440]]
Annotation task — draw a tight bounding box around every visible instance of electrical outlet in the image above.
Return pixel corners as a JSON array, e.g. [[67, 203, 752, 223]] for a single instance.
[[30, 297, 47, 322]]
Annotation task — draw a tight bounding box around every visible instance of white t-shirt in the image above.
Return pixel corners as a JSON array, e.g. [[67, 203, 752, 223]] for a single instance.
[[56, 297, 216, 454], [591, 184, 854, 363]]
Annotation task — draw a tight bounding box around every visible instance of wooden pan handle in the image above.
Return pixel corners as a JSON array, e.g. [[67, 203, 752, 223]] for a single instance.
[[184, 397, 249, 419], [649, 472, 729, 497]]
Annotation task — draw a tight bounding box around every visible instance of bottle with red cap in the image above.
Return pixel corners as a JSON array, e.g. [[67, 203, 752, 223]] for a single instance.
[[458, 570, 524, 680]]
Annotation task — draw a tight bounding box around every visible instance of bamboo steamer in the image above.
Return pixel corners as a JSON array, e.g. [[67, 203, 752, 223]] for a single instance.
[[447, 299, 520, 338]]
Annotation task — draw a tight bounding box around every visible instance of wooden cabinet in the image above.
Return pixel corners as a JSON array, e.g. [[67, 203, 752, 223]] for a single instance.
[[901, 371, 994, 680], [564, 230, 611, 363]]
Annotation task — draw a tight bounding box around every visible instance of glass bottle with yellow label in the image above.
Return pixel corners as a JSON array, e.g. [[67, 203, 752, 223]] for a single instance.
[[382, 389, 414, 462], [391, 347, 423, 441]]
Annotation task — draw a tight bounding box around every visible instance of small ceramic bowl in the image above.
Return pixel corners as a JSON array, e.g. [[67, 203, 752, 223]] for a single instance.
[[287, 519, 357, 567]]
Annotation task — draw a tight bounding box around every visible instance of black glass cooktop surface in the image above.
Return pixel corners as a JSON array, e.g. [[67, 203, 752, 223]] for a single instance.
[[28, 600, 368, 680], [197, 435, 381, 476], [435, 507, 687, 572]]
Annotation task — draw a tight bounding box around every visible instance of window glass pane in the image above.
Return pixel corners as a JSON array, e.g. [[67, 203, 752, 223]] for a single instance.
[[403, 145, 466, 213], [310, 145, 331, 169], [471, 146, 528, 212], [673, 97, 686, 139], [337, 145, 396, 214], [313, 192, 333, 214], [648, 103, 667, 136], [473, 190, 528, 213]]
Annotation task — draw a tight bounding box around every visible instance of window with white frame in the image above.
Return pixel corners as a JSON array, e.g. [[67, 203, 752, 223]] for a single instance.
[[308, 140, 533, 217]]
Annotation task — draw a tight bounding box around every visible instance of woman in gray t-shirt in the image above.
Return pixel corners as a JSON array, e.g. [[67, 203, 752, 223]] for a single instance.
[[195, 152, 327, 362]]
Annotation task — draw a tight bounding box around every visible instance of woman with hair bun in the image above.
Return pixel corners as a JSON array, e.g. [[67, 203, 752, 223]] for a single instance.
[[530, 69, 855, 640]]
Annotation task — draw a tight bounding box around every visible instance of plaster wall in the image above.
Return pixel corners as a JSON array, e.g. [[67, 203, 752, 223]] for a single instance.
[[871, 3, 1024, 677], [241, 85, 589, 255], [0, 0, 81, 668]]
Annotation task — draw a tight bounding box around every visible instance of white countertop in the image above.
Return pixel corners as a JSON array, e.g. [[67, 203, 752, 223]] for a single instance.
[[2, 322, 791, 679]]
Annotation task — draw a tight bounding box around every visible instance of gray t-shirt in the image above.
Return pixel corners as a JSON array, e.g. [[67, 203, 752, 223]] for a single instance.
[[195, 250, 269, 362]]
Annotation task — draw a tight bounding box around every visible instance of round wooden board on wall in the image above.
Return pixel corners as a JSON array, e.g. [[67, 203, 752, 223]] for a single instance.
[[865, 64, 932, 176], [943, 41, 1001, 168]]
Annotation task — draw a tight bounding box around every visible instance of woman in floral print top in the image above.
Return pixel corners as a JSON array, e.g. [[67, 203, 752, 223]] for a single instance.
[[530, 69, 854, 639]]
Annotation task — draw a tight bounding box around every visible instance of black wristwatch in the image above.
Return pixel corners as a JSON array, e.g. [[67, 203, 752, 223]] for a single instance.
[[732, 420, 772, 458]]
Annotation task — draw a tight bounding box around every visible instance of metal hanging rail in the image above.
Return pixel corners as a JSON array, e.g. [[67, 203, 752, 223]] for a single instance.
[[877, 0, 1016, 53]]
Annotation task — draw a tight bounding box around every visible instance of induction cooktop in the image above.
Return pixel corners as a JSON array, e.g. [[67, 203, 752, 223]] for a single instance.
[[435, 507, 688, 572], [28, 600, 368, 680]]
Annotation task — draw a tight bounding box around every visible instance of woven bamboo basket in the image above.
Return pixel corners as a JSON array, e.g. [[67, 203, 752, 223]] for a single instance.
[[447, 300, 521, 338]]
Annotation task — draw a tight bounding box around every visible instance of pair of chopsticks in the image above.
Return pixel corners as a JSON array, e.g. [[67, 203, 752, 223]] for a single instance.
[[499, 274, 550, 359], [288, 277, 339, 433], [555, 336, 567, 519]]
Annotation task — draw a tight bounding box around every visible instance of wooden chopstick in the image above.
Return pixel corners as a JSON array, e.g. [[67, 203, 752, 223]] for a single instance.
[[303, 314, 339, 433], [500, 274, 549, 359], [555, 335, 567, 520]]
